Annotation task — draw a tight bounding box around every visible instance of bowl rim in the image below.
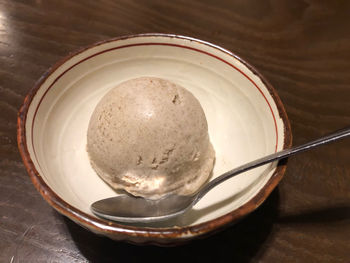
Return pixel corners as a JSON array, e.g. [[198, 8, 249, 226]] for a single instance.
[[17, 33, 292, 243]]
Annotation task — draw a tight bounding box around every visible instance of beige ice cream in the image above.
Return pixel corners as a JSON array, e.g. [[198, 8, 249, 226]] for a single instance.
[[87, 77, 215, 199]]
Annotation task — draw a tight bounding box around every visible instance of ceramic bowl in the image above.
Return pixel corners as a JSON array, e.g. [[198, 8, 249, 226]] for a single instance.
[[17, 33, 292, 245]]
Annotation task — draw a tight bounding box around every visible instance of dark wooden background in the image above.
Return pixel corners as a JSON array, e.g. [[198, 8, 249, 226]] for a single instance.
[[1, 0, 350, 262]]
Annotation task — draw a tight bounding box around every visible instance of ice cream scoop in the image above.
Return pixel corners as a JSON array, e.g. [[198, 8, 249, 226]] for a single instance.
[[87, 77, 215, 199]]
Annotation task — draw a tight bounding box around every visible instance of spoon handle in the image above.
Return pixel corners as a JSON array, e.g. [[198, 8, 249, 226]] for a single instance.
[[195, 127, 350, 203]]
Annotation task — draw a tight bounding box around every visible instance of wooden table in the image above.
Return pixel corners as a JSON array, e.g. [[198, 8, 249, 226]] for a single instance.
[[1, 0, 350, 262]]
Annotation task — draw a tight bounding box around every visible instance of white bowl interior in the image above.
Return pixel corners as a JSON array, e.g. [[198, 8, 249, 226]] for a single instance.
[[26, 36, 285, 227]]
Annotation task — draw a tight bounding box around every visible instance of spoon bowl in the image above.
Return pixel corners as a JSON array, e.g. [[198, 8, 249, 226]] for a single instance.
[[92, 194, 194, 223]]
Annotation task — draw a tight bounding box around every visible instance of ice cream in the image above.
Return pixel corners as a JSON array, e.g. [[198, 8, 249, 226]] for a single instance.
[[87, 77, 215, 199]]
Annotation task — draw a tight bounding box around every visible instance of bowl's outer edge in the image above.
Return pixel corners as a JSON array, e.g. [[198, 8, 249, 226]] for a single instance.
[[17, 33, 292, 245]]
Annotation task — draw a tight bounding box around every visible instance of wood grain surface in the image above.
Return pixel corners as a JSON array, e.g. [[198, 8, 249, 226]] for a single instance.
[[1, 0, 350, 262]]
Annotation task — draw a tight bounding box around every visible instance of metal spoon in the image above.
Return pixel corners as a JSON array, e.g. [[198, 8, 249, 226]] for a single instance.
[[91, 127, 350, 223]]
